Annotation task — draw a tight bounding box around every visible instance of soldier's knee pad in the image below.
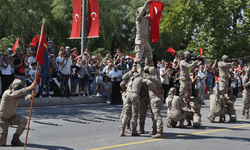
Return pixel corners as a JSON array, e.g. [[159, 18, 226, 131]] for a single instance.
[[19, 117, 28, 127]]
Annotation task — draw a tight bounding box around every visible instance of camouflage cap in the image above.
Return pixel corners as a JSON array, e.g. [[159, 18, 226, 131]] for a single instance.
[[221, 55, 229, 61], [183, 51, 191, 58], [168, 87, 177, 95], [148, 67, 156, 75], [8, 79, 23, 90]]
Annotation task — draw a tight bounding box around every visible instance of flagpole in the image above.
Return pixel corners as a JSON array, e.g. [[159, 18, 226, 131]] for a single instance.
[[24, 20, 45, 149], [81, 0, 87, 55]]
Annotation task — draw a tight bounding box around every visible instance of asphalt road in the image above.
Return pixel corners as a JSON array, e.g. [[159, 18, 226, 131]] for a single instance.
[[2, 96, 250, 150]]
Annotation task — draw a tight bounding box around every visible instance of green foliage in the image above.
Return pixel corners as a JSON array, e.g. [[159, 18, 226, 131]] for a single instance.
[[161, 0, 250, 60]]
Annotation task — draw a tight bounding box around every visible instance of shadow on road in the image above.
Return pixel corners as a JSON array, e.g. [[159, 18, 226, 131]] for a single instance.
[[27, 143, 74, 150]]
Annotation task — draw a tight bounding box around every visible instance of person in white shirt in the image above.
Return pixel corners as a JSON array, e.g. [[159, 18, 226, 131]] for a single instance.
[[160, 62, 171, 101], [198, 65, 208, 104], [56, 51, 64, 72], [59, 52, 72, 98], [103, 63, 113, 75], [1, 55, 15, 95], [28, 51, 36, 69], [108, 65, 122, 104], [96, 66, 105, 97]]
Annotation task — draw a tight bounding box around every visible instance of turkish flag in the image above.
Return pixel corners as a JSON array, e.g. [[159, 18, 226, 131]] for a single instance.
[[149, 1, 164, 43], [72, 50, 77, 56], [70, 0, 81, 38], [29, 35, 40, 47], [129, 54, 135, 58], [88, 0, 99, 37], [12, 37, 19, 52], [36, 22, 47, 65], [166, 47, 177, 56], [199, 48, 203, 55], [36, 72, 40, 84]]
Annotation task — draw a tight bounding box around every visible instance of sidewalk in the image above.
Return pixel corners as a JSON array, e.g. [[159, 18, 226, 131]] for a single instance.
[[18, 96, 106, 107]]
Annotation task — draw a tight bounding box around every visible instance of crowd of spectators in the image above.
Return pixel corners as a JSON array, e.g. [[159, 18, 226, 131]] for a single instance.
[[0, 42, 247, 106]]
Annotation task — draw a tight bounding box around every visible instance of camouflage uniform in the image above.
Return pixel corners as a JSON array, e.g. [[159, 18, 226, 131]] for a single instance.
[[218, 55, 231, 96], [0, 79, 32, 146], [179, 51, 201, 101], [207, 87, 225, 123], [186, 93, 202, 127], [143, 67, 164, 138], [138, 66, 154, 134], [224, 87, 237, 122], [119, 68, 142, 136], [241, 69, 250, 119], [135, 1, 153, 65], [166, 87, 187, 128]]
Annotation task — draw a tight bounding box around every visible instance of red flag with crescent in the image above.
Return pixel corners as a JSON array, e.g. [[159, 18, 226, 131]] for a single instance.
[[199, 48, 203, 55], [36, 22, 47, 65], [149, 1, 164, 43], [70, 0, 81, 38], [167, 47, 177, 56], [88, 0, 99, 37], [12, 37, 19, 52], [29, 35, 40, 47]]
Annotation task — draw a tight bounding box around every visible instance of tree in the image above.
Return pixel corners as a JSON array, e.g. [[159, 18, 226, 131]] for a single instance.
[[161, 0, 250, 59]]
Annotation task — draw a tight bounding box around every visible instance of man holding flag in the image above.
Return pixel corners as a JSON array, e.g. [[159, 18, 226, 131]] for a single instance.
[[0, 80, 37, 146]]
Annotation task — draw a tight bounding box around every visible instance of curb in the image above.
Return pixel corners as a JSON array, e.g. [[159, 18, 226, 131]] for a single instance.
[[18, 96, 106, 107]]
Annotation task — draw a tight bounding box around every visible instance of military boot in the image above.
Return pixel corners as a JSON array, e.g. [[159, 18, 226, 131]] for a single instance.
[[166, 119, 172, 128], [185, 120, 192, 126], [149, 127, 157, 135], [152, 132, 164, 138], [246, 110, 249, 119], [120, 128, 125, 136], [11, 134, 24, 146], [219, 115, 225, 123], [138, 123, 145, 134], [230, 115, 237, 122], [241, 114, 248, 119], [125, 125, 132, 134], [208, 115, 216, 123], [179, 119, 186, 128], [131, 128, 140, 136]]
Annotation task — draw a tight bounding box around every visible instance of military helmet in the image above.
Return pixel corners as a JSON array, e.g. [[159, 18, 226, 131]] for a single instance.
[[8, 79, 23, 90], [183, 51, 191, 58], [148, 67, 156, 75], [221, 55, 229, 61], [168, 87, 177, 95]]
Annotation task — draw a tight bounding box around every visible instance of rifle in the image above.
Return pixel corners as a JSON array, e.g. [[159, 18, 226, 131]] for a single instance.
[[191, 57, 217, 64], [225, 55, 250, 62]]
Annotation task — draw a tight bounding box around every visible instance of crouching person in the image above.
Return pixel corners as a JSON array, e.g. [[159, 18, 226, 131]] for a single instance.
[[0, 79, 37, 146], [166, 87, 187, 128], [207, 87, 225, 123], [224, 87, 237, 122], [186, 89, 202, 127]]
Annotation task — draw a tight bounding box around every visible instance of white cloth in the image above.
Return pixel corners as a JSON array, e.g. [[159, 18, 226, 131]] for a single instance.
[[1, 62, 12, 75], [56, 56, 64, 70], [28, 69, 36, 83], [108, 70, 122, 82], [97, 70, 104, 81], [60, 58, 72, 75], [198, 70, 207, 84], [160, 68, 170, 85], [103, 66, 113, 75]]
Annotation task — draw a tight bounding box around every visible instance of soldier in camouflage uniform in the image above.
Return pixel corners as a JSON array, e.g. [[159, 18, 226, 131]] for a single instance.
[[179, 51, 201, 102], [166, 87, 187, 128], [135, 0, 153, 66], [119, 64, 143, 136], [143, 67, 164, 138], [241, 68, 250, 119], [0, 79, 37, 146], [218, 55, 232, 97], [207, 87, 225, 123], [185, 89, 202, 127], [224, 87, 237, 122]]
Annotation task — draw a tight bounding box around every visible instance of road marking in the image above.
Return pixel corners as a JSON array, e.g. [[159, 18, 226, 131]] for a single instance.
[[88, 124, 250, 150]]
